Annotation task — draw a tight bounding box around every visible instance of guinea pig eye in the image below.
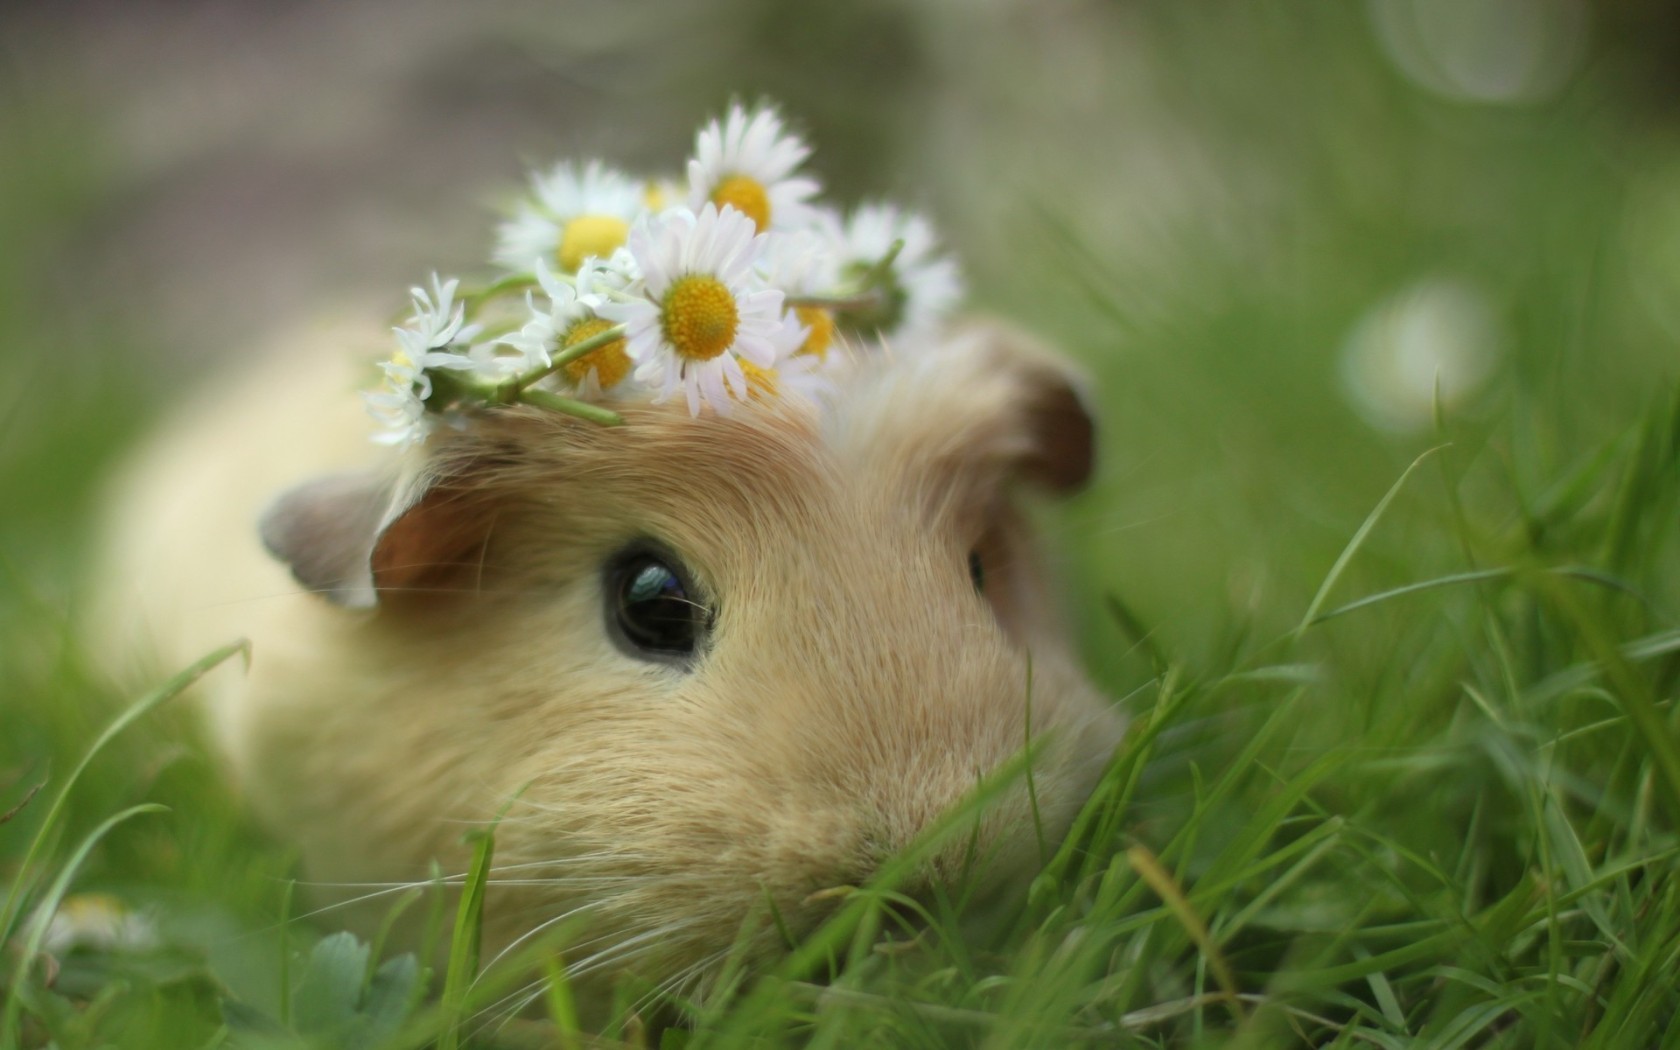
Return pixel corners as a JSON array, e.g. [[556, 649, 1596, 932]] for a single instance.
[[968, 550, 985, 594], [605, 547, 709, 663]]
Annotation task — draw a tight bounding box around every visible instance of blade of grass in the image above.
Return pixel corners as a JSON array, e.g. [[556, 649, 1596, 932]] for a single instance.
[[1, 802, 169, 1046], [541, 955, 583, 1050], [1189, 751, 1348, 910], [1296, 446, 1444, 638], [1275, 927, 1469, 993], [0, 781, 44, 827], [1213, 817, 1344, 943], [1524, 626, 1680, 708], [0, 639, 248, 948], [1604, 387, 1679, 575], [734, 746, 1044, 1017], [1310, 568, 1513, 626], [437, 815, 499, 1050], [1126, 844, 1244, 1024], [1061, 670, 1188, 888], [1022, 652, 1048, 865], [1104, 592, 1169, 674], [1532, 571, 1680, 816], [1350, 943, 1406, 1033], [278, 878, 295, 1029]]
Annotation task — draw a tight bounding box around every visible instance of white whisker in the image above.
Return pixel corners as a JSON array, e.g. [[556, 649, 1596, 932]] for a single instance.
[[477, 897, 612, 975], [465, 919, 698, 1042]]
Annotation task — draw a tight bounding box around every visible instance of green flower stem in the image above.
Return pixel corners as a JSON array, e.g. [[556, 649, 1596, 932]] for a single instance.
[[463, 273, 539, 308], [506, 323, 629, 395], [419, 324, 628, 427], [857, 237, 905, 287], [519, 388, 624, 426], [786, 237, 904, 315], [422, 367, 489, 411]]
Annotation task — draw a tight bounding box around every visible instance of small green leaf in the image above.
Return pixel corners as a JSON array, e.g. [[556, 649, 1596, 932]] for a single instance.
[[291, 932, 369, 1035], [348, 953, 422, 1050], [220, 997, 288, 1037]]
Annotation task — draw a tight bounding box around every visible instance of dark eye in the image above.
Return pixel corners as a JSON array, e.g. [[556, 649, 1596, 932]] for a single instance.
[[968, 550, 985, 594], [605, 547, 709, 663]]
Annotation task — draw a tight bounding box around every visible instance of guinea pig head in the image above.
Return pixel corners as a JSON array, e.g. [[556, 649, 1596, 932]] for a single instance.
[[260, 319, 1124, 988]]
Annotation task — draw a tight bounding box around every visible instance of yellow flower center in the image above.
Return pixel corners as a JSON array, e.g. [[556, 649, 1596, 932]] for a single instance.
[[710, 174, 771, 232], [557, 215, 630, 273], [794, 306, 834, 360], [738, 358, 778, 399], [642, 180, 669, 211], [561, 317, 631, 388], [661, 275, 740, 362]]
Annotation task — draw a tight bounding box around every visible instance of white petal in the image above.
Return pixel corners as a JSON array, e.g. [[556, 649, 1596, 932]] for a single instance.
[[697, 362, 731, 416], [721, 354, 749, 399], [682, 369, 703, 415]]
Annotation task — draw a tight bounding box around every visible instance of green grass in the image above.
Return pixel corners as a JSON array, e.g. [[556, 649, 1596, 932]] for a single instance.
[[6, 5, 1680, 1048], [14, 419, 1677, 1048]]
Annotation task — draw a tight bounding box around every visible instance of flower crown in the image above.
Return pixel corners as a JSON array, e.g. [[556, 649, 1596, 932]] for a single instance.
[[364, 104, 965, 446]]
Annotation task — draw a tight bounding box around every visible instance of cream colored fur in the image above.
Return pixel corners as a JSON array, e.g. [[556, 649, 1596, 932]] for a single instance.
[[94, 311, 1126, 997]]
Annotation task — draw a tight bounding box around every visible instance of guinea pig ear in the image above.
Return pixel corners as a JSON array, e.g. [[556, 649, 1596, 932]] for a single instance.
[[259, 466, 493, 608], [365, 469, 501, 601], [950, 319, 1098, 494], [258, 470, 395, 608], [1013, 350, 1096, 494]]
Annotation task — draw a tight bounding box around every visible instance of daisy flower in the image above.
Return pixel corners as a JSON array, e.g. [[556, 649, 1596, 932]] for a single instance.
[[598, 203, 800, 416], [497, 258, 636, 393], [365, 274, 483, 445], [586, 244, 642, 298], [756, 210, 845, 361], [365, 348, 432, 446], [396, 273, 482, 371], [838, 203, 964, 342], [37, 894, 157, 956], [494, 160, 645, 275], [686, 104, 820, 234], [736, 309, 835, 408], [756, 208, 842, 293], [642, 176, 685, 213]]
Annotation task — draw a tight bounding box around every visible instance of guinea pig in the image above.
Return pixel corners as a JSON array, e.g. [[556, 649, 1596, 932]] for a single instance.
[[94, 307, 1126, 1001]]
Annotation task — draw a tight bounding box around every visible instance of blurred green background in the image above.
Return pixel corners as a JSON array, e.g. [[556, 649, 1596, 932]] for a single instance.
[[4, 0, 1680, 1043]]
